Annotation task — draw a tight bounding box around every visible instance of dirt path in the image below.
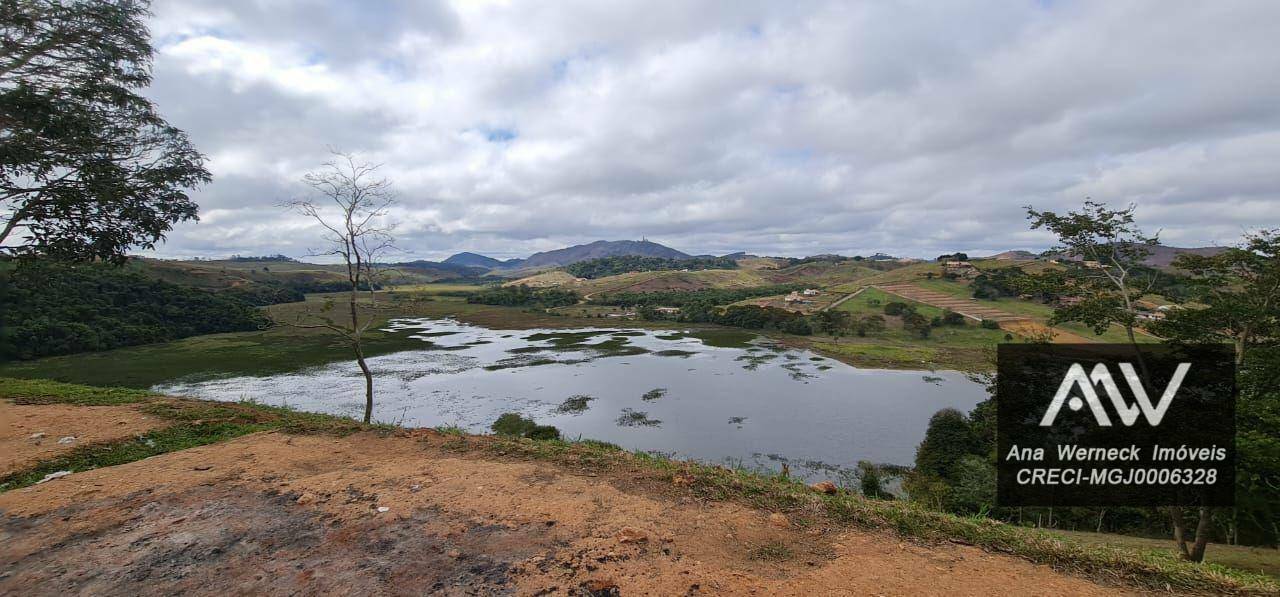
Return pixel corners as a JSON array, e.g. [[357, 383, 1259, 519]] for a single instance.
[[819, 287, 866, 312], [0, 430, 1127, 596], [0, 400, 161, 477]]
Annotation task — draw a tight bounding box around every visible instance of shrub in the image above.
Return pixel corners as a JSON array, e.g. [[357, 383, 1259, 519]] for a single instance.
[[883, 301, 910, 316], [490, 413, 560, 440], [979, 319, 1001, 329]]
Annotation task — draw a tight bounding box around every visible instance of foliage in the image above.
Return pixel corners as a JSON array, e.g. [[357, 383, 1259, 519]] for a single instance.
[[1025, 201, 1159, 343], [590, 284, 805, 308], [0, 0, 210, 262], [563, 255, 737, 279], [857, 460, 889, 499], [467, 284, 579, 308], [490, 412, 561, 440], [0, 259, 266, 360]]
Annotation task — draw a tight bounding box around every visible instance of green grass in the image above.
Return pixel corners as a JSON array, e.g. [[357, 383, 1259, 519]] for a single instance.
[[0, 377, 155, 405], [1050, 529, 1280, 580]]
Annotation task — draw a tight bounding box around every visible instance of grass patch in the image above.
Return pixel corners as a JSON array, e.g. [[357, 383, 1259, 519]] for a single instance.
[[749, 541, 795, 561], [0, 423, 269, 491], [0, 377, 156, 405]]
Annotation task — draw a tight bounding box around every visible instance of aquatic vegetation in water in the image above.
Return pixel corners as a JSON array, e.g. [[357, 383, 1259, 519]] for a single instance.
[[921, 375, 945, 385], [556, 394, 595, 414], [735, 352, 778, 371], [641, 388, 667, 402], [611, 331, 646, 337], [781, 363, 816, 381], [653, 349, 696, 357], [728, 416, 747, 427], [491, 412, 560, 440], [616, 408, 661, 428]]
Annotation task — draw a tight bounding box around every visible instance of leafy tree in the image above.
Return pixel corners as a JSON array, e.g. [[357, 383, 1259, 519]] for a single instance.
[[914, 408, 982, 481], [468, 284, 579, 308], [1026, 201, 1159, 344], [1, 0, 210, 262], [279, 152, 395, 424], [813, 309, 851, 336], [1152, 230, 1280, 554]]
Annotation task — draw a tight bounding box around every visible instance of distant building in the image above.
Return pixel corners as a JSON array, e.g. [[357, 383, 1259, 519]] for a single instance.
[[1057, 296, 1084, 307], [802, 288, 820, 296], [942, 260, 978, 278], [654, 306, 681, 314]]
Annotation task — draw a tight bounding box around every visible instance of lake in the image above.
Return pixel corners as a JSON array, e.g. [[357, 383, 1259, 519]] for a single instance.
[[154, 318, 988, 482]]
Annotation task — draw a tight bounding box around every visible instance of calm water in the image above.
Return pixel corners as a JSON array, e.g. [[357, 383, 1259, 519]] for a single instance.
[[154, 318, 987, 481]]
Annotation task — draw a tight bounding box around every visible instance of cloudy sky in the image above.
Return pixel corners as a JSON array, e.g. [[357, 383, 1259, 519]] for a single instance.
[[143, 0, 1280, 261]]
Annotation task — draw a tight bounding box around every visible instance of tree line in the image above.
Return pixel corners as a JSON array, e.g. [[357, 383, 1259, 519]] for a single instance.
[[0, 260, 268, 360], [563, 255, 737, 279]]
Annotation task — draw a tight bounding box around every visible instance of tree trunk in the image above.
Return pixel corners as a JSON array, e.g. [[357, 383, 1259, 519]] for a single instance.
[[1171, 507, 1192, 559], [354, 342, 373, 424], [1188, 507, 1213, 562]]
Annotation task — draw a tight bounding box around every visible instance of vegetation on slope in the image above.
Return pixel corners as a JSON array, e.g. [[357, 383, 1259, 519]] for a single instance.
[[564, 255, 737, 279], [0, 260, 268, 361]]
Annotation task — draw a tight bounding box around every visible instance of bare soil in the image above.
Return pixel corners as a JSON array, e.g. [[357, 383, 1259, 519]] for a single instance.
[[0, 428, 1129, 596], [0, 401, 161, 476]]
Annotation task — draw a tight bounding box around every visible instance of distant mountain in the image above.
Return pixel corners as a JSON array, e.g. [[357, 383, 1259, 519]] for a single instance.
[[1141, 245, 1228, 268], [443, 252, 505, 268], [1044, 245, 1228, 268], [390, 260, 489, 278], [985, 250, 1039, 261], [443, 241, 690, 271], [517, 240, 691, 269]]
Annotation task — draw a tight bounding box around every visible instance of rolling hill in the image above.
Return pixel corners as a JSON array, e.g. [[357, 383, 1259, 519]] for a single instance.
[[445, 240, 692, 272]]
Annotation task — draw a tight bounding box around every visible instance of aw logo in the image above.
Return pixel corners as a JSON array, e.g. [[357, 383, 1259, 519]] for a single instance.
[[1039, 362, 1190, 427]]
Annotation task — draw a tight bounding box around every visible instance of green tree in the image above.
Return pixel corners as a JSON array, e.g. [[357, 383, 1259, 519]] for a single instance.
[[1, 0, 210, 262], [1026, 201, 1159, 344], [1152, 230, 1280, 556]]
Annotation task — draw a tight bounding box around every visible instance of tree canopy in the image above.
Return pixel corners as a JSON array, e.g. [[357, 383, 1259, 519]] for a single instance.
[[1, 0, 209, 262]]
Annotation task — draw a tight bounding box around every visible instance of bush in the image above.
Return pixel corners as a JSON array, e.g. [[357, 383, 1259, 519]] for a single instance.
[[979, 319, 1001, 330], [883, 301, 911, 316], [490, 413, 561, 440], [942, 310, 966, 326], [467, 284, 579, 308]]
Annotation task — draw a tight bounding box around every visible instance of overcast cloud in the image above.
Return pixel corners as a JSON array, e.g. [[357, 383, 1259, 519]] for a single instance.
[[142, 0, 1280, 260]]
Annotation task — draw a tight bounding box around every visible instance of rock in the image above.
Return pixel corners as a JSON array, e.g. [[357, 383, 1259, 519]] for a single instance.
[[768, 513, 790, 528], [447, 549, 462, 559], [810, 480, 838, 495], [579, 579, 620, 597], [36, 471, 71, 485], [615, 526, 648, 544], [296, 493, 314, 505], [29, 432, 45, 439], [57, 436, 76, 445], [193, 465, 213, 471], [376, 506, 390, 513]]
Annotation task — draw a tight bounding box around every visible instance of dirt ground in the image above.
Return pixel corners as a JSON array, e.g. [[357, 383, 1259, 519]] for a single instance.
[[0, 401, 161, 476], [0, 428, 1129, 596]]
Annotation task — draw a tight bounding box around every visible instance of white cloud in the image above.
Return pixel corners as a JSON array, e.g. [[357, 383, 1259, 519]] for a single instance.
[[142, 0, 1280, 260]]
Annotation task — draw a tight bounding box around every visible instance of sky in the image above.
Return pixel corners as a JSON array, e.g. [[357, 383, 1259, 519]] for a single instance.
[[143, 0, 1280, 261]]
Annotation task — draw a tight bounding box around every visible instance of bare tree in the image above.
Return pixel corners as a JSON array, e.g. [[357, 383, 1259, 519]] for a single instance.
[[282, 150, 395, 424]]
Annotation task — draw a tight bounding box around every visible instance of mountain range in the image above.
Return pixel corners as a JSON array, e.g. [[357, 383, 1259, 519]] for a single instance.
[[445, 240, 692, 271]]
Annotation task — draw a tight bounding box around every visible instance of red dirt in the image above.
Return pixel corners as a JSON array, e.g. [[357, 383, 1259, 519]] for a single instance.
[[0, 429, 1129, 595], [0, 400, 162, 476]]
